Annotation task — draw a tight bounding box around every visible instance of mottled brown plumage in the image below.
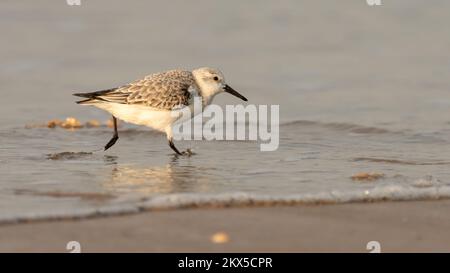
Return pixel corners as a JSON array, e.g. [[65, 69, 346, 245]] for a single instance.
[[77, 69, 197, 110]]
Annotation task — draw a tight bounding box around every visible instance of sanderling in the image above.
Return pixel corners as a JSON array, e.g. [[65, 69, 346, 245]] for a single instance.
[[73, 67, 247, 155]]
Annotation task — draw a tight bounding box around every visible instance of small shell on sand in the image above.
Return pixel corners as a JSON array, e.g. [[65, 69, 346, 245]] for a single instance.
[[47, 119, 63, 128], [106, 118, 121, 128], [210, 232, 230, 244], [60, 117, 83, 129], [351, 172, 385, 181], [27, 117, 118, 129], [85, 120, 101, 128]]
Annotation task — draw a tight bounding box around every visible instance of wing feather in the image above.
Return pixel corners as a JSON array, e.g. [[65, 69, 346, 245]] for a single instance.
[[75, 70, 197, 110]]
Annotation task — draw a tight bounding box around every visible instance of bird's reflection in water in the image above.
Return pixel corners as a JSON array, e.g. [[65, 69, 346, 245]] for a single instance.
[[102, 155, 214, 195]]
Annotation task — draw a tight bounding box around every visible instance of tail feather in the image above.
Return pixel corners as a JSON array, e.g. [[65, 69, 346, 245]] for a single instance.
[[73, 88, 118, 104], [76, 98, 96, 104], [73, 88, 118, 98]]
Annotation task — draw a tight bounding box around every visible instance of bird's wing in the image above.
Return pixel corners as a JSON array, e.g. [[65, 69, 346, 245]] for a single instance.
[[81, 70, 197, 110]]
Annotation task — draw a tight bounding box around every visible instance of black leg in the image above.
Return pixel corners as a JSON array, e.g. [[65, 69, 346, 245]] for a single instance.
[[104, 116, 119, 151], [168, 139, 183, 155]]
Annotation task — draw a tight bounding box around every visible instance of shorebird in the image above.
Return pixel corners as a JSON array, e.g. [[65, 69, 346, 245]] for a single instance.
[[73, 67, 247, 155]]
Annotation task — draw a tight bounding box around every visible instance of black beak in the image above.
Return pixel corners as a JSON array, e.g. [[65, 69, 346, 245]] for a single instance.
[[224, 85, 247, 101]]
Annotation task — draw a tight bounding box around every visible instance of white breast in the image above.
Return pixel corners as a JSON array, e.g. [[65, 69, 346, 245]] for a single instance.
[[95, 103, 176, 132]]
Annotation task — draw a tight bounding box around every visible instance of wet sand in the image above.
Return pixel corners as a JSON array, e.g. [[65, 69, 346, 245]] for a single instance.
[[1, 200, 450, 252]]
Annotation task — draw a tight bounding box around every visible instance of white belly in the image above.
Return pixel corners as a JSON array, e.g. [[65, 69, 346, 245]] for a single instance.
[[95, 103, 179, 132]]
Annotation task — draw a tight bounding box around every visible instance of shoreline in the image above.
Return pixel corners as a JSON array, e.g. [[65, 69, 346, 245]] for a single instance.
[[2, 186, 450, 225], [1, 199, 450, 252]]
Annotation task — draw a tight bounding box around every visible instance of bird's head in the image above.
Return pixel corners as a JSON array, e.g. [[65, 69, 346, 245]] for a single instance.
[[192, 67, 247, 103]]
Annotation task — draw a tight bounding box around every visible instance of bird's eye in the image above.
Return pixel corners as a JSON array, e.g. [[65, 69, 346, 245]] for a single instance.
[[213, 76, 219, 81]]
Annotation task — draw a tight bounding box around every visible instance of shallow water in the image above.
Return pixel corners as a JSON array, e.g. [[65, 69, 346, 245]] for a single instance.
[[1, 0, 450, 222]]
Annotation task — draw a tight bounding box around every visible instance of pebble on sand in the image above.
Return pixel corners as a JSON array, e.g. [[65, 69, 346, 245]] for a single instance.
[[210, 232, 230, 244], [27, 117, 111, 130], [60, 117, 83, 129], [106, 118, 121, 128], [85, 120, 101, 128], [47, 119, 63, 128], [351, 172, 385, 181]]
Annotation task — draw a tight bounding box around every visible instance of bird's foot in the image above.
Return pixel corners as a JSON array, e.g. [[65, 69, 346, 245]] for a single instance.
[[180, 149, 194, 156], [104, 135, 119, 151]]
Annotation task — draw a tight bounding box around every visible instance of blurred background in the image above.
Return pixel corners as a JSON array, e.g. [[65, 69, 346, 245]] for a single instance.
[[1, 0, 449, 129]]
